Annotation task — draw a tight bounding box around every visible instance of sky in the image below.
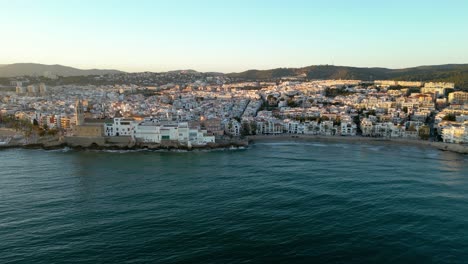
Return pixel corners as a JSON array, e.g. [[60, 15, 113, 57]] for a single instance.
[[1, 0, 467, 72]]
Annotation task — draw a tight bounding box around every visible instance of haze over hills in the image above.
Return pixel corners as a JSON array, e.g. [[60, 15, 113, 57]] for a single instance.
[[227, 64, 468, 88], [1, 63, 468, 88], [0, 63, 124, 77]]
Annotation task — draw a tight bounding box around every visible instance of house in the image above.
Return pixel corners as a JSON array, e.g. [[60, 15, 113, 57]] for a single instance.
[[340, 121, 357, 136]]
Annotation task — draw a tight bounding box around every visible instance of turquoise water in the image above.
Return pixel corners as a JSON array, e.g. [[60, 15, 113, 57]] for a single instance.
[[1, 142, 467, 263]]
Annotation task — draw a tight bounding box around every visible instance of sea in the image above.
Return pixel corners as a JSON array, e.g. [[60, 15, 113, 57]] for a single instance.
[[1, 142, 467, 263]]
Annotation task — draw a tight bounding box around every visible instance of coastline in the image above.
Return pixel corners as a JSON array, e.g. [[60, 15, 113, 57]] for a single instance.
[[247, 135, 468, 154], [1, 134, 467, 154], [0, 138, 249, 152]]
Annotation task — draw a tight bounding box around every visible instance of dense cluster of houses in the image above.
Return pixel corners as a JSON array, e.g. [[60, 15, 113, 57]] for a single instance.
[[1, 77, 468, 145]]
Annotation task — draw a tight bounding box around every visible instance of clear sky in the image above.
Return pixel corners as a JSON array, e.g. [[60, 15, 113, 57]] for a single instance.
[[1, 0, 467, 72]]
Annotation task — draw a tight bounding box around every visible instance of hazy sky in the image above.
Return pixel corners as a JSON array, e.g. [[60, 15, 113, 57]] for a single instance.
[[1, 0, 467, 72]]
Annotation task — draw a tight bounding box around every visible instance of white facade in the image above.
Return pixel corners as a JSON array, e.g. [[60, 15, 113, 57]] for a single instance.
[[340, 122, 357, 136], [320, 120, 335, 135], [132, 120, 215, 145], [105, 118, 135, 136], [442, 125, 468, 144], [227, 120, 241, 136], [256, 120, 283, 134]]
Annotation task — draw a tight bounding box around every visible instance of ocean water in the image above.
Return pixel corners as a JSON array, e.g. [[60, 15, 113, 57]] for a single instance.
[[1, 142, 467, 263]]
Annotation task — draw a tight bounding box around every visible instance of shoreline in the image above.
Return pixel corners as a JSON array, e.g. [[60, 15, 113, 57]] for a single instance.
[[0, 139, 250, 152], [1, 135, 467, 154], [247, 135, 468, 154]]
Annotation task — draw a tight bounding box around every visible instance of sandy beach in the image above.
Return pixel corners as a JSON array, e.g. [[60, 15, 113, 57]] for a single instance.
[[247, 134, 468, 154]]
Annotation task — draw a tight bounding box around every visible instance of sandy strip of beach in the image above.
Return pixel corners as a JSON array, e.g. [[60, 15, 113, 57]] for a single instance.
[[247, 134, 468, 154]]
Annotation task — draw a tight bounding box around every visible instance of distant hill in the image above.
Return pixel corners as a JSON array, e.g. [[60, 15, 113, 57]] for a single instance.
[[227, 64, 468, 88], [0, 63, 124, 77], [2, 62, 468, 89], [167, 69, 199, 74]]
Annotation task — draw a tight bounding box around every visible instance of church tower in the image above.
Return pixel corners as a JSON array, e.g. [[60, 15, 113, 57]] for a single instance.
[[75, 99, 85, 126]]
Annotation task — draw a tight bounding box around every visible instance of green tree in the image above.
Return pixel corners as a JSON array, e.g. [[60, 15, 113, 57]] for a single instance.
[[418, 125, 430, 140], [241, 121, 251, 137], [250, 122, 257, 135], [442, 113, 456, 121]]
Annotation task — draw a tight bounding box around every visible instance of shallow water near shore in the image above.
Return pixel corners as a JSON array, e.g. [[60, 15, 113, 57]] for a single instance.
[[1, 142, 467, 263]]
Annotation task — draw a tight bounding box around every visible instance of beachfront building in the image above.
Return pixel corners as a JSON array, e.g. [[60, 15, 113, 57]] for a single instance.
[[132, 119, 161, 143], [303, 121, 320, 135], [284, 119, 301, 134], [105, 117, 135, 137], [340, 121, 357, 136], [319, 120, 335, 136], [132, 120, 215, 145], [442, 124, 468, 144], [256, 120, 284, 135], [374, 122, 394, 138], [226, 119, 241, 136]]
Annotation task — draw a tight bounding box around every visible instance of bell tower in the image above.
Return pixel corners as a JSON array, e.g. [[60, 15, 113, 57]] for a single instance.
[[75, 99, 84, 126]]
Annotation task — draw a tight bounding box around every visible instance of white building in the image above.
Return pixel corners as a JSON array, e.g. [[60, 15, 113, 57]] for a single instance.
[[227, 119, 241, 136], [256, 120, 283, 134], [105, 118, 135, 136], [284, 120, 300, 134], [132, 120, 214, 145], [442, 124, 468, 144], [340, 121, 357, 136]]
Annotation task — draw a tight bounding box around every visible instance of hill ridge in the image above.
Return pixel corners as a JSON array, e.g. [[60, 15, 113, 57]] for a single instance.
[[0, 63, 123, 77]]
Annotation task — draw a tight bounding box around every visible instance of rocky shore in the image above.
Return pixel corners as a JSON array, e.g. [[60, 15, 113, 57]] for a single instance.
[[0, 137, 249, 151], [2, 132, 467, 154]]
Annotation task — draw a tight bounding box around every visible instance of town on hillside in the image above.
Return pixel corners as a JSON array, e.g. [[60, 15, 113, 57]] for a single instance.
[[0, 73, 467, 147]]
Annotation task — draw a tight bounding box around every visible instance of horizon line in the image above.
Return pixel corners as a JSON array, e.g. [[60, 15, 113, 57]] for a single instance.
[[2, 62, 468, 74]]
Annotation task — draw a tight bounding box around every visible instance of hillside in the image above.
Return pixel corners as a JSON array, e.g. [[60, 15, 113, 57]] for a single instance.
[[0, 63, 124, 77], [227, 64, 468, 88]]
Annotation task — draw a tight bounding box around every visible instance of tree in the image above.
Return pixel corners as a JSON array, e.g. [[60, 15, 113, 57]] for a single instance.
[[407, 124, 417, 132], [367, 110, 376, 117], [287, 99, 298, 107], [241, 121, 251, 137], [250, 122, 257, 135], [418, 125, 430, 140], [442, 113, 456, 121], [47, 128, 58, 136], [334, 117, 341, 126]]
